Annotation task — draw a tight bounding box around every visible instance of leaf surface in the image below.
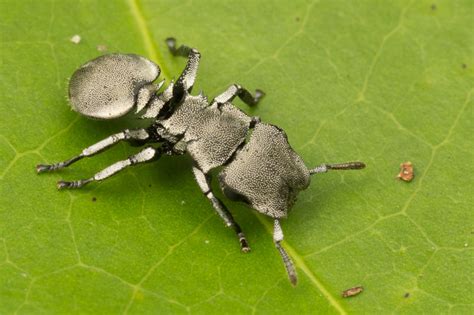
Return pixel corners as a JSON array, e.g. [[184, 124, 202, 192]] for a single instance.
[[1, 0, 472, 314]]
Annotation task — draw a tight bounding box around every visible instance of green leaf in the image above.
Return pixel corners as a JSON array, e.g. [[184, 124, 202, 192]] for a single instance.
[[1, 0, 472, 313]]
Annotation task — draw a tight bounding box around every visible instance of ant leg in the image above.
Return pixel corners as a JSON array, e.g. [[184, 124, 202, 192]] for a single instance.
[[309, 161, 366, 175], [212, 84, 265, 107], [57, 146, 161, 189], [36, 129, 151, 173], [165, 38, 201, 99], [273, 219, 297, 286], [192, 166, 250, 253]]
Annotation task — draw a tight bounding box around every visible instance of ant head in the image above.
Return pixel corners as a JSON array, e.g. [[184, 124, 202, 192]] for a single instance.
[[69, 54, 160, 119]]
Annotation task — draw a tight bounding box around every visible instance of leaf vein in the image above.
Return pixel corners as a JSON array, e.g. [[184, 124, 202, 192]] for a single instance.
[[255, 214, 347, 315], [356, 0, 412, 102], [126, 0, 173, 81]]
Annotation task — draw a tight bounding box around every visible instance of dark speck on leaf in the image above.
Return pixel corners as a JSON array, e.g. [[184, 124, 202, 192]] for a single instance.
[[404, 292, 410, 298], [92, 197, 97, 202], [295, 17, 300, 22], [342, 286, 364, 298], [148, 184, 152, 188], [431, 4, 437, 10], [462, 64, 467, 69]]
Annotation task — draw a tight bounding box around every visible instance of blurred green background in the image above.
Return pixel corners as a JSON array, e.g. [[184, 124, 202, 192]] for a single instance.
[[0, 0, 472, 314]]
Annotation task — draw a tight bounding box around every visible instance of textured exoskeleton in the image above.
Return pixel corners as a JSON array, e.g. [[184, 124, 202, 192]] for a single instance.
[[219, 123, 311, 219], [37, 39, 365, 285]]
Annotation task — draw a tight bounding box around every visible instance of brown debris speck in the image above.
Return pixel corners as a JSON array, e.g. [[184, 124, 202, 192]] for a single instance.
[[342, 286, 364, 298], [404, 292, 410, 298], [92, 197, 97, 202], [397, 161, 414, 182]]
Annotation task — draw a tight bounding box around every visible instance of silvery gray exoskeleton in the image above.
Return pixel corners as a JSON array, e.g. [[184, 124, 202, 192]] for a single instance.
[[36, 38, 365, 285]]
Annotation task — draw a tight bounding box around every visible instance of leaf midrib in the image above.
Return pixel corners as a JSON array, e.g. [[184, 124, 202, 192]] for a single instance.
[[127, 0, 172, 81], [126, 0, 347, 313]]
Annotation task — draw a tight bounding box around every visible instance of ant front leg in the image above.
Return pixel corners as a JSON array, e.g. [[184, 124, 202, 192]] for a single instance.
[[166, 37, 201, 100], [57, 146, 161, 189], [36, 128, 151, 173]]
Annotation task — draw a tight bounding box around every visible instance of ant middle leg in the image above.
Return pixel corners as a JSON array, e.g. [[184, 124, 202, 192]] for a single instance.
[[212, 84, 265, 107], [192, 166, 250, 252]]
